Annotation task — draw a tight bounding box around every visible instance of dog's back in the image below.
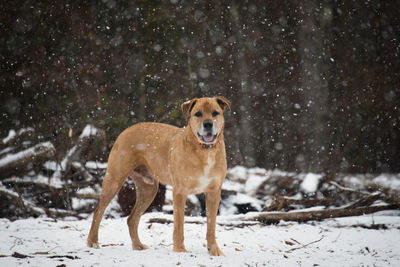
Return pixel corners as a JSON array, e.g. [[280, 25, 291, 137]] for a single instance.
[[108, 122, 180, 185]]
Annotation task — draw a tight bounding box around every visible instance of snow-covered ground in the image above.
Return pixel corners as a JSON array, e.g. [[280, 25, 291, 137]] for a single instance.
[[2, 160, 400, 266], [1, 211, 400, 266]]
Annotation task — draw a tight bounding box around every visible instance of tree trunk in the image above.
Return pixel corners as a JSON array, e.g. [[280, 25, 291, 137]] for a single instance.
[[297, 0, 332, 172], [230, 3, 256, 167]]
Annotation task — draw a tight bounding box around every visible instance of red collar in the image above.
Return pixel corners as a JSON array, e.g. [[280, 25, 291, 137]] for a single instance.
[[192, 134, 219, 149]]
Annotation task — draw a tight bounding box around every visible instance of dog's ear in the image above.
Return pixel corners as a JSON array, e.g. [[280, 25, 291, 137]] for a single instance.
[[215, 96, 231, 112], [181, 98, 198, 118]]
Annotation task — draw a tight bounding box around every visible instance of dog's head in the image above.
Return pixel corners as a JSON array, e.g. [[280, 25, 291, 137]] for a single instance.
[[182, 96, 230, 145]]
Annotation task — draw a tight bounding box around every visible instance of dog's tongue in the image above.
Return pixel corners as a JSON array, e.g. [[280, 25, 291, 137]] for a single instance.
[[203, 134, 214, 142]]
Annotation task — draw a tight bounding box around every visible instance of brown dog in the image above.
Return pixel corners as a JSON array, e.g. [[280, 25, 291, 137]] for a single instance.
[[87, 96, 230, 256]]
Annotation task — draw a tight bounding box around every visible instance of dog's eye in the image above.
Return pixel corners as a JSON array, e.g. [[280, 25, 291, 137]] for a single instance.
[[194, 111, 202, 117], [212, 111, 220, 117]]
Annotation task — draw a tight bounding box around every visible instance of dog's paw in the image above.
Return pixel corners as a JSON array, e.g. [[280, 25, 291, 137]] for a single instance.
[[208, 245, 225, 256], [87, 239, 100, 249], [132, 242, 149, 250], [173, 246, 188, 253]]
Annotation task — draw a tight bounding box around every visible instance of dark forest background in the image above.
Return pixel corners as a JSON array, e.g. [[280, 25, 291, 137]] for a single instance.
[[1, 0, 399, 174]]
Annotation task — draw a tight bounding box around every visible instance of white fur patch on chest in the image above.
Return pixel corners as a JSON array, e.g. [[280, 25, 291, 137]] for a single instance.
[[195, 156, 215, 192], [198, 176, 213, 191], [203, 156, 214, 177]]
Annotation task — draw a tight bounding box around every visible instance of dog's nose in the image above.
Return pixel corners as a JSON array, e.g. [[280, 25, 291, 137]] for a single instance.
[[203, 120, 213, 130]]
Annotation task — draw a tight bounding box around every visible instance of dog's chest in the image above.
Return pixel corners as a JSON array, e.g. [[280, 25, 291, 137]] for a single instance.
[[188, 155, 218, 194]]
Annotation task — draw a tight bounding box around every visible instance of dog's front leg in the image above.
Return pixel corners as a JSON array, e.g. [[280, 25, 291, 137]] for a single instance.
[[173, 190, 188, 252], [206, 189, 225, 256]]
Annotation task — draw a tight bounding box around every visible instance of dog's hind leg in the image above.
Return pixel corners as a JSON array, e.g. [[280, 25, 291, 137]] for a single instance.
[[87, 163, 130, 248], [127, 165, 159, 250]]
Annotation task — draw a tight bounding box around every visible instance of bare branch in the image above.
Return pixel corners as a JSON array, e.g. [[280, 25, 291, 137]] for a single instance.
[[285, 235, 325, 253], [329, 181, 371, 195]]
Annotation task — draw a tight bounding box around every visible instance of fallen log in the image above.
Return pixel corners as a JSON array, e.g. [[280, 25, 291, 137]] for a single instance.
[[0, 186, 43, 218], [0, 187, 84, 219], [2, 180, 71, 210], [148, 205, 400, 226], [2, 178, 100, 213], [254, 191, 399, 224], [0, 142, 55, 179], [243, 205, 400, 224]]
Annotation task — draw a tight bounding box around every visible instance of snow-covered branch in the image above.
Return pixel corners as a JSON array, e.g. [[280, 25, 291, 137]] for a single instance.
[[1, 127, 34, 147], [0, 141, 55, 179]]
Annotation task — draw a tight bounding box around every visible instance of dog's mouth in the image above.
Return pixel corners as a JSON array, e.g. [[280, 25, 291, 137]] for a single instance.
[[197, 132, 217, 143]]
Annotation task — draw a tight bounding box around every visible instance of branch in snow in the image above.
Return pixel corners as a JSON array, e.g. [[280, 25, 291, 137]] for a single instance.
[[285, 235, 325, 253], [329, 181, 371, 195]]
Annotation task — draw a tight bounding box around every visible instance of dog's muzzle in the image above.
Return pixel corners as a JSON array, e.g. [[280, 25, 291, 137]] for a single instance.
[[197, 119, 218, 143]]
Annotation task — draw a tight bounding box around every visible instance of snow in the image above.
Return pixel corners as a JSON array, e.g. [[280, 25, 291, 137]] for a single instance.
[[227, 166, 299, 197], [85, 161, 108, 169], [72, 198, 97, 211], [340, 173, 400, 192], [372, 174, 400, 190], [1, 128, 34, 144], [0, 146, 16, 157], [300, 173, 323, 194], [219, 193, 263, 215], [79, 124, 99, 139], [43, 160, 58, 171], [2, 129, 16, 144], [244, 171, 268, 196], [2, 155, 400, 266], [221, 179, 244, 192], [1, 212, 399, 266], [227, 165, 248, 183]]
